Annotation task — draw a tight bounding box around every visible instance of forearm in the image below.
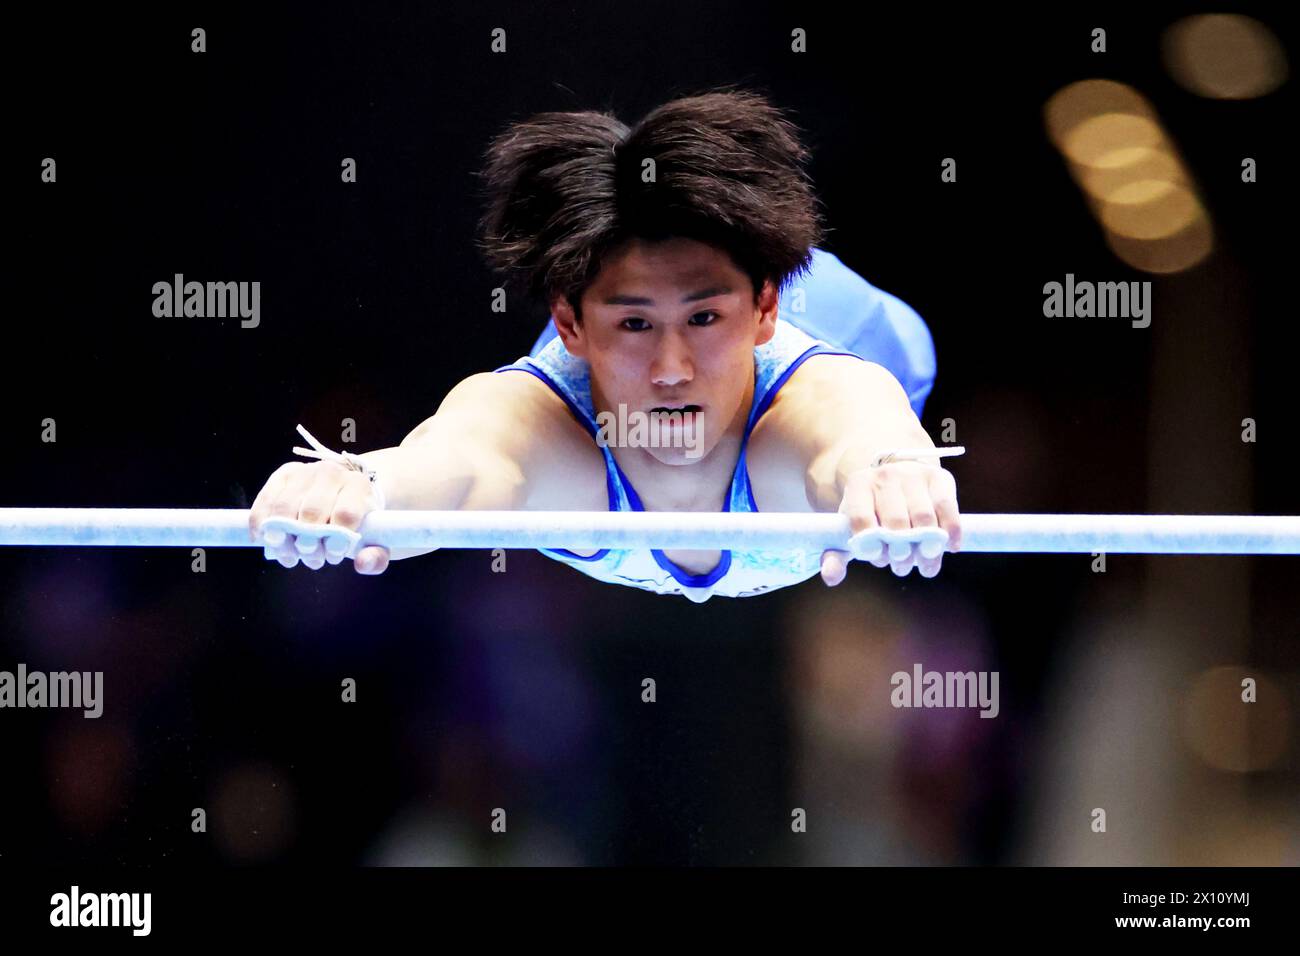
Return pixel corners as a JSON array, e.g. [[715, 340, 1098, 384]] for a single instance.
[[355, 441, 525, 512], [759, 356, 938, 514], [338, 441, 523, 563], [806, 426, 937, 513]]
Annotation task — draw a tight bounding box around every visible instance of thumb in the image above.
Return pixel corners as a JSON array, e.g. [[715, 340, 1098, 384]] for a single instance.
[[820, 548, 849, 587], [353, 545, 390, 575]]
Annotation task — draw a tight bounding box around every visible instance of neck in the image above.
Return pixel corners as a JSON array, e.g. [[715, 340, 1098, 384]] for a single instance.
[[596, 373, 754, 512]]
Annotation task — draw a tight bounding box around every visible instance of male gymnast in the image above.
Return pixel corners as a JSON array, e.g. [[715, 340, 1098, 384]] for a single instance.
[[249, 88, 963, 601]]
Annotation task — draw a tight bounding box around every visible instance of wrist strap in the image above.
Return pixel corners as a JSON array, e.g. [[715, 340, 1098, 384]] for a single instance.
[[291, 424, 386, 510], [870, 445, 966, 468]]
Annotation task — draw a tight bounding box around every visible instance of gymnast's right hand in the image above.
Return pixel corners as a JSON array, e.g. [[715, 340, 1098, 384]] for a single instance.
[[248, 460, 390, 574]]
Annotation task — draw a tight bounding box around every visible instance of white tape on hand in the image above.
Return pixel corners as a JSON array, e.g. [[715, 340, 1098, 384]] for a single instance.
[[292, 424, 387, 511], [260, 516, 363, 560], [847, 525, 949, 563]]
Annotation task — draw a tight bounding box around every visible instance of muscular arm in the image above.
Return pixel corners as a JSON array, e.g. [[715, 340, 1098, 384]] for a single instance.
[[357, 371, 605, 552], [252, 369, 604, 569], [747, 354, 960, 582], [748, 355, 939, 511]]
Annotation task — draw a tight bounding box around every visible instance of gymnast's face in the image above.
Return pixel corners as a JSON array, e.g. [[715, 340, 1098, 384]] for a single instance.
[[552, 236, 778, 467]]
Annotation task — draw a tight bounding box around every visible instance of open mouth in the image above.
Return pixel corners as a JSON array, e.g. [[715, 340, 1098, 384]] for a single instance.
[[649, 404, 702, 414]]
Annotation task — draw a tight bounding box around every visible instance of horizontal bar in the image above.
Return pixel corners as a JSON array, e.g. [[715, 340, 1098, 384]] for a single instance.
[[0, 509, 1298, 554]]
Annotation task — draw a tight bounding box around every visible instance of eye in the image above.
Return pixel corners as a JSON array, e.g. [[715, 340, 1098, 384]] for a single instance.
[[620, 316, 651, 331], [690, 310, 721, 326]]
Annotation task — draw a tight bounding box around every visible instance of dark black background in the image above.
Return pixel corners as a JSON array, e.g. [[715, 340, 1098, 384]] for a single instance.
[[2, 2, 1295, 868]]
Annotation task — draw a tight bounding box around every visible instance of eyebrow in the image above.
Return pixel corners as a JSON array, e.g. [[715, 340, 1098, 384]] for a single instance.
[[600, 286, 733, 306]]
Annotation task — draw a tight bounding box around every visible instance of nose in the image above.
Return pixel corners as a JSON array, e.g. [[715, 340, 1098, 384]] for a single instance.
[[650, 329, 695, 387]]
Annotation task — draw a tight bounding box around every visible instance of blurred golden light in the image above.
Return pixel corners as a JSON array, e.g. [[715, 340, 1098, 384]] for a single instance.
[[1175, 803, 1298, 866], [1073, 146, 1188, 202], [1044, 79, 1157, 150], [1099, 181, 1204, 240], [1045, 77, 1216, 275], [1061, 113, 1164, 167], [1163, 14, 1289, 99], [1105, 214, 1214, 274], [1181, 666, 1290, 772]]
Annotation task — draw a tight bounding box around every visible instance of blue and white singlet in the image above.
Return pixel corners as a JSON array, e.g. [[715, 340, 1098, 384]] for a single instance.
[[492, 247, 936, 601]]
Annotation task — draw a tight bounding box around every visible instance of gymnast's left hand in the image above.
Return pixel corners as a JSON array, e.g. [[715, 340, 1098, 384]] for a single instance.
[[820, 461, 962, 585]]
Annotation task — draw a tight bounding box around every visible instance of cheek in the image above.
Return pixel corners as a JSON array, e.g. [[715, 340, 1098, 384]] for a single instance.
[[588, 352, 644, 396], [700, 351, 752, 410]]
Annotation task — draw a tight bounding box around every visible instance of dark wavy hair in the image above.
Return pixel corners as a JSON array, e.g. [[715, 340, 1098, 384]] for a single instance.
[[475, 85, 826, 316]]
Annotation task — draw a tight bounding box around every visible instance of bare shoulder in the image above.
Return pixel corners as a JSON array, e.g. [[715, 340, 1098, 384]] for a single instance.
[[775, 354, 901, 405], [757, 355, 905, 433], [747, 356, 904, 510], [425, 370, 606, 511], [433, 369, 562, 427]]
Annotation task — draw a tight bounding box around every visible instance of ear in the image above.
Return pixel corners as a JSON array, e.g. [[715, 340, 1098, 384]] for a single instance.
[[754, 278, 779, 347], [551, 294, 588, 359]]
